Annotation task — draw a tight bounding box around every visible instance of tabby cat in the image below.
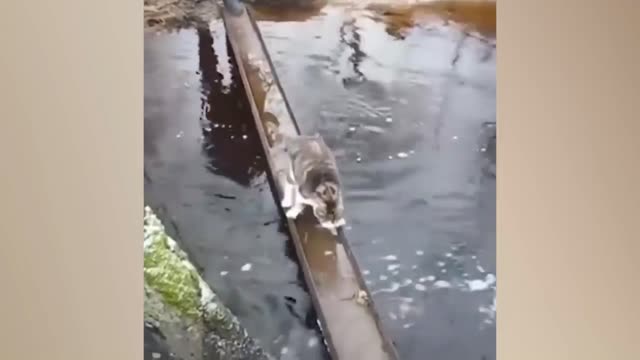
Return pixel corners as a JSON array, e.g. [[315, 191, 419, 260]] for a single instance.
[[279, 133, 346, 233]]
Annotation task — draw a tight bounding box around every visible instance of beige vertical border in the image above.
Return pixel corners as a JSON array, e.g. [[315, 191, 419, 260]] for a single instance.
[[0, 0, 143, 359], [500, 1, 639, 359], [0, 1, 637, 360]]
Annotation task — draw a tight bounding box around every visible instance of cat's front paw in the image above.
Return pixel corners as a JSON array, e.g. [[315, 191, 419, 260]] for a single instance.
[[280, 198, 292, 208], [286, 205, 303, 219]]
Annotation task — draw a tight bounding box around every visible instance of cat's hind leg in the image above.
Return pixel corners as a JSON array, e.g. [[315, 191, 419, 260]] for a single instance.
[[286, 186, 306, 219]]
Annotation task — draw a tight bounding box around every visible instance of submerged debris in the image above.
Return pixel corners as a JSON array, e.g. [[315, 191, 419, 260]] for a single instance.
[[355, 289, 370, 306]]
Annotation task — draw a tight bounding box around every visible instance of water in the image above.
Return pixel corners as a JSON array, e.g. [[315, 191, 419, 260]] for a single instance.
[[145, 4, 495, 360]]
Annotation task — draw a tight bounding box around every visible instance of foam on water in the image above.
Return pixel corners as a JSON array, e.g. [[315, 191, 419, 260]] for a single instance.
[[241, 263, 252, 272], [387, 264, 401, 271], [433, 280, 451, 288], [466, 274, 496, 292]]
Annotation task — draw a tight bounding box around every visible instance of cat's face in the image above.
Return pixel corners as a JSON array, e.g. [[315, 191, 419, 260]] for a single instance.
[[312, 182, 345, 229]]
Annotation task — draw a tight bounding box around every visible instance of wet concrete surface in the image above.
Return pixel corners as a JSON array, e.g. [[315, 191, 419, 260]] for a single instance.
[[145, 3, 495, 360]]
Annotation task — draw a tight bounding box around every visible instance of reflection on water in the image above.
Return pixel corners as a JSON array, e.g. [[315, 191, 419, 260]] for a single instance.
[[145, 3, 495, 360], [340, 18, 366, 85], [197, 27, 267, 187]]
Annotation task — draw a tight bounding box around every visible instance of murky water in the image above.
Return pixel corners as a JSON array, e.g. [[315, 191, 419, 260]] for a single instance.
[[145, 4, 495, 360]]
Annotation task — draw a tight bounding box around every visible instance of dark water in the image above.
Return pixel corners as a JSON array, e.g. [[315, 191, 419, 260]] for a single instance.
[[145, 6, 495, 360]]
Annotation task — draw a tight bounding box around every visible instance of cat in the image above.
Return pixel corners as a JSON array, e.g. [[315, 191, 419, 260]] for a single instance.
[[278, 132, 346, 233]]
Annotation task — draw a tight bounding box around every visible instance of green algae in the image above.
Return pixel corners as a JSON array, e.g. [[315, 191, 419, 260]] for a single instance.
[[144, 223, 201, 319]]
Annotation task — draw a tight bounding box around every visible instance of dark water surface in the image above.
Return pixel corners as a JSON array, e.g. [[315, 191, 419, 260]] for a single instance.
[[145, 5, 495, 360]]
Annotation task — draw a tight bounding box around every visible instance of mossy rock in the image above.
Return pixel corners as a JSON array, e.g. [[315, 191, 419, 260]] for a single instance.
[[143, 206, 274, 360]]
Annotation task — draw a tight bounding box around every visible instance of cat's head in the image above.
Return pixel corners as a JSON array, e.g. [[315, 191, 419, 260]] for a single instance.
[[312, 181, 345, 229]]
